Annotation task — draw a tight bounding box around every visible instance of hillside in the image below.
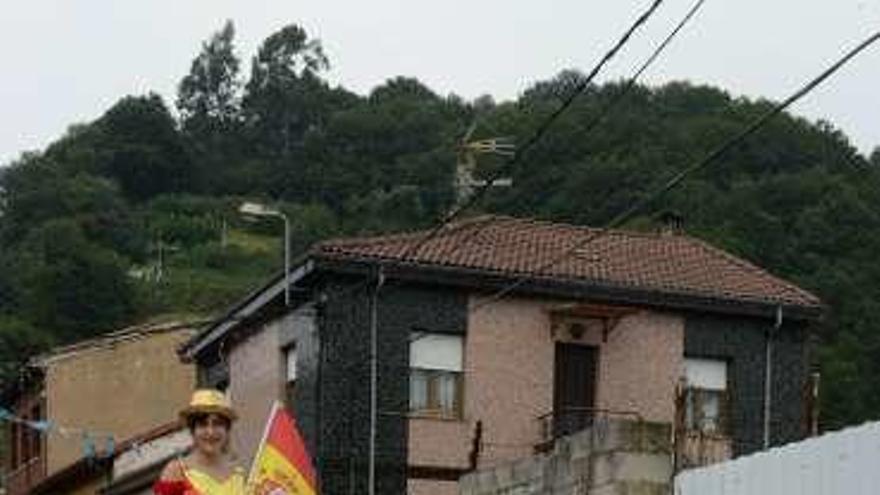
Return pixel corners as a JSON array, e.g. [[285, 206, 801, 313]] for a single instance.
[[2, 21, 879, 430]]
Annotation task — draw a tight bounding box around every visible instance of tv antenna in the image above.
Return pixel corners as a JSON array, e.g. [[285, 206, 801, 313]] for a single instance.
[[455, 121, 515, 207]]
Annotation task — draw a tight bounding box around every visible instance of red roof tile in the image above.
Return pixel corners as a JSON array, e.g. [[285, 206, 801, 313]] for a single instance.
[[314, 216, 821, 309]]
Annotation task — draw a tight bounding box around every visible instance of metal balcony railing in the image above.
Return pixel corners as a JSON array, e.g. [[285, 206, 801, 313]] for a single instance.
[[4, 457, 45, 495], [534, 407, 643, 452]]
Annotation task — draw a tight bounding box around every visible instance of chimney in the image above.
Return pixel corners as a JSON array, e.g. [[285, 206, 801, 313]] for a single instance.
[[658, 210, 684, 235]]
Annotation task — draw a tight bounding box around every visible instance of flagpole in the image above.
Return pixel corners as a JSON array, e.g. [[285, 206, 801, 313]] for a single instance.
[[247, 401, 281, 489]]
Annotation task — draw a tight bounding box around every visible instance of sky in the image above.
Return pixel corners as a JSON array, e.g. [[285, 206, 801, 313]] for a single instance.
[[1, 0, 878, 165]]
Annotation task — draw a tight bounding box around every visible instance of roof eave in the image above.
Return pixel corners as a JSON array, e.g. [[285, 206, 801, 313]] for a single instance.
[[180, 259, 315, 361], [314, 254, 824, 321]]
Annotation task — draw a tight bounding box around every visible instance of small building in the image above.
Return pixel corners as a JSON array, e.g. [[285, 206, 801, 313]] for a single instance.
[[180, 215, 823, 495], [1, 321, 198, 495]]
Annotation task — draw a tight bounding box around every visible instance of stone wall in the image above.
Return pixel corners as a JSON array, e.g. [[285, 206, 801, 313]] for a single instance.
[[228, 315, 283, 464], [684, 314, 808, 455], [460, 419, 672, 495], [318, 280, 469, 495]]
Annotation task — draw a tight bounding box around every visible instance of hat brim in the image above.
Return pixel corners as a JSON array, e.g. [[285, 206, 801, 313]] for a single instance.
[[179, 404, 238, 422]]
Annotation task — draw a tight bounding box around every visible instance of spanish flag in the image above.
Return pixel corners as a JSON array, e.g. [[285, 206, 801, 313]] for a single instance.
[[247, 402, 318, 495]]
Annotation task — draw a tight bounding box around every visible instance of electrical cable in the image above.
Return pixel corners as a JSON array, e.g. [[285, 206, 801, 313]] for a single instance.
[[470, 30, 880, 312]]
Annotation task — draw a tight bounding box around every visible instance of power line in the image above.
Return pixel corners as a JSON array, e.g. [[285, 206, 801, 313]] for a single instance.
[[394, 0, 668, 261], [429, 0, 710, 263], [305, 0, 670, 306], [470, 30, 880, 313], [575, 0, 709, 142]]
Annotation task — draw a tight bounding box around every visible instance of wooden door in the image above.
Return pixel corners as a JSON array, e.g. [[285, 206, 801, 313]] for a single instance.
[[553, 343, 598, 438]]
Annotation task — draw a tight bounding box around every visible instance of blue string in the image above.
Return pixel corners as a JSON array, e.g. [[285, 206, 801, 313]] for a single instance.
[[83, 433, 96, 460], [0, 407, 112, 447], [28, 420, 52, 432], [103, 435, 116, 459]]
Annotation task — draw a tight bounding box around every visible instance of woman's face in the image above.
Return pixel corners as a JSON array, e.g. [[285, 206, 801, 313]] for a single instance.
[[191, 413, 230, 457]]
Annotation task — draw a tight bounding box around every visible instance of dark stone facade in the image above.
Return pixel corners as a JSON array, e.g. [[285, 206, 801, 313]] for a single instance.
[[312, 278, 468, 495], [684, 313, 809, 455]]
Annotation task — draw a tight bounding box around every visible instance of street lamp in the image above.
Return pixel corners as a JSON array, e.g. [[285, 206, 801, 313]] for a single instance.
[[239, 201, 291, 307]]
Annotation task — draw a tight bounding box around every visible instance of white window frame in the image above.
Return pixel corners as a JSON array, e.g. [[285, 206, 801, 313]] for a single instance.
[[409, 332, 464, 419], [684, 357, 730, 436], [284, 344, 297, 408]]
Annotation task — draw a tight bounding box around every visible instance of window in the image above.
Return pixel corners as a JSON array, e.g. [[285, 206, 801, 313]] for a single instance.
[[285, 345, 297, 409], [684, 358, 729, 435], [409, 333, 463, 418], [10, 422, 19, 468], [28, 404, 41, 461]]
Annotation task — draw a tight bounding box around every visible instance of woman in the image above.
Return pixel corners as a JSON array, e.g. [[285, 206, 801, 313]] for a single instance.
[[153, 389, 246, 495]]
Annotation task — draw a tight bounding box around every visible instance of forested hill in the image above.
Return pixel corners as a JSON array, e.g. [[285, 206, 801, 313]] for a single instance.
[[2, 21, 879, 429]]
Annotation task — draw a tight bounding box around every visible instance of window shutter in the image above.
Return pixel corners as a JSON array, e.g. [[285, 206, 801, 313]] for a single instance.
[[410, 333, 463, 372], [685, 358, 727, 391]]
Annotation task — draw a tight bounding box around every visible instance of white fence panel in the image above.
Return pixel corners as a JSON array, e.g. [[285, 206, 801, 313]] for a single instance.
[[676, 421, 880, 495]]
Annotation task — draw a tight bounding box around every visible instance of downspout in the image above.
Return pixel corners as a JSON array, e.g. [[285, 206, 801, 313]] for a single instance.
[[764, 305, 783, 449], [368, 266, 385, 495]]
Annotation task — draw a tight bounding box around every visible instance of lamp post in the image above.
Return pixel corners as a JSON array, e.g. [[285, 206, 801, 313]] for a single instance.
[[239, 201, 290, 307]]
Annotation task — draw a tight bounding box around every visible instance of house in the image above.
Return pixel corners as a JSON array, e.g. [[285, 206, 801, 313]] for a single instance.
[[1, 321, 198, 495], [179, 215, 823, 495]]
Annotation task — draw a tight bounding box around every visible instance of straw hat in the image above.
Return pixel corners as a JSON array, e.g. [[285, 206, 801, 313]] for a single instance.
[[179, 389, 238, 422]]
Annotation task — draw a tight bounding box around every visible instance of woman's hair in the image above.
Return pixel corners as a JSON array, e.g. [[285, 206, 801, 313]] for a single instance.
[[186, 413, 232, 433]]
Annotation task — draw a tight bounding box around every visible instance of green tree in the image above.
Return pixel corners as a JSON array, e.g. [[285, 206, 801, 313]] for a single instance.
[[242, 24, 332, 157], [0, 317, 52, 383], [238, 24, 361, 199], [0, 154, 143, 257], [177, 20, 242, 137], [98, 94, 195, 200], [19, 220, 135, 340]]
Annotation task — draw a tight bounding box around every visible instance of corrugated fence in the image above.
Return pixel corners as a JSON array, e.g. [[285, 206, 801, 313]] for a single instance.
[[676, 421, 880, 495]]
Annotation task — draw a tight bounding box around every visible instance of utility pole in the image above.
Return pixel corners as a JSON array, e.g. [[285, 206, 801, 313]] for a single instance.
[[239, 202, 291, 307]]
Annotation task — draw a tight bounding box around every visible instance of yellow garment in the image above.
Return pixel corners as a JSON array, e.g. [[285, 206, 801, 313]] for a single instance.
[[184, 466, 246, 495]]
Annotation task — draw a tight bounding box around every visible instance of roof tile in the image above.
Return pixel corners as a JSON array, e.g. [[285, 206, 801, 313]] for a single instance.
[[314, 216, 821, 309]]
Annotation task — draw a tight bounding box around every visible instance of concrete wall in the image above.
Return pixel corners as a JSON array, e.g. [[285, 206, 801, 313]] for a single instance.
[[228, 317, 284, 464], [112, 429, 190, 481], [225, 305, 320, 467], [408, 296, 683, 477], [407, 479, 459, 495], [460, 419, 673, 495], [44, 328, 195, 475]]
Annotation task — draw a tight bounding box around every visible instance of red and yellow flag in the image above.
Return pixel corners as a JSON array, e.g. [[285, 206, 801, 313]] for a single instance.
[[247, 402, 317, 495]]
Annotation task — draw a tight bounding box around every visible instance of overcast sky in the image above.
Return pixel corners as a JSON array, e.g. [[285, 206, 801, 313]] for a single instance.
[[2, 0, 878, 165]]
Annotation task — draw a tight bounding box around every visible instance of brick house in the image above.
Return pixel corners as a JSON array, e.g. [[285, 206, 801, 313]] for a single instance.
[[0, 321, 197, 495], [180, 215, 823, 495]]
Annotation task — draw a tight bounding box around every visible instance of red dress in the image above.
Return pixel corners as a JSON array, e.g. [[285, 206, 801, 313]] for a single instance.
[[152, 479, 196, 495], [153, 465, 246, 495]]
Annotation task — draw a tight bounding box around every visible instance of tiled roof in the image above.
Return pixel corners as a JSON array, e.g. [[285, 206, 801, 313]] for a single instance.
[[314, 215, 821, 310]]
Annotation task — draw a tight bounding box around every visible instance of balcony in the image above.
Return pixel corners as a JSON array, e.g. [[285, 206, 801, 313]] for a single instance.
[[3, 457, 46, 495], [534, 407, 644, 452], [675, 430, 733, 470]]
